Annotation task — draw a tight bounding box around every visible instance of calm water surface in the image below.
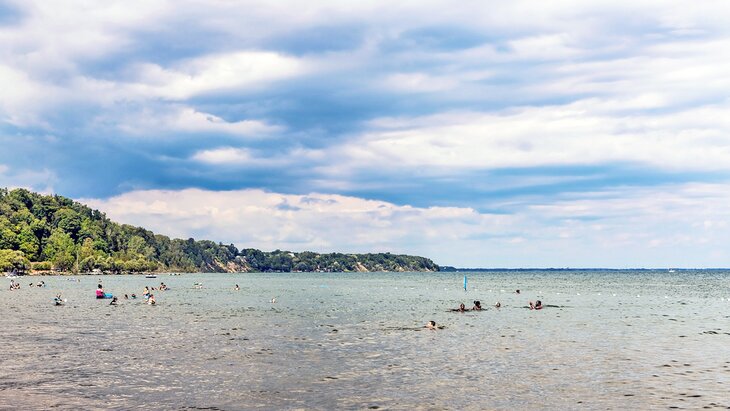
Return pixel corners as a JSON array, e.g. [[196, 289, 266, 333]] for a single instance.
[[1, 270, 729, 410]]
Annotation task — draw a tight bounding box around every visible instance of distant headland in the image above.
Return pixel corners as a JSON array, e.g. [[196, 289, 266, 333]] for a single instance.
[[0, 188, 439, 275]]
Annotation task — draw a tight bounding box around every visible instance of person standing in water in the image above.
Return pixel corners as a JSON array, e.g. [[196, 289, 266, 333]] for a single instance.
[[96, 284, 105, 299]]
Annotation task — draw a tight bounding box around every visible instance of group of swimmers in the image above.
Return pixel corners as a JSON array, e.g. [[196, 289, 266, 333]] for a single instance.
[[8, 280, 46, 290], [425, 291, 545, 330], [450, 301, 481, 312], [448, 299, 543, 313], [94, 282, 159, 305]]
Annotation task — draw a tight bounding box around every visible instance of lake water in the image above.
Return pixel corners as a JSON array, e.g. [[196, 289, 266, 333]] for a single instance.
[[1, 270, 729, 410]]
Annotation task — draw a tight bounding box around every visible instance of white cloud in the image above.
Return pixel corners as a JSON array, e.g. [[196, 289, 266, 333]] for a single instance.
[[507, 33, 581, 60], [0, 64, 59, 127], [80, 183, 730, 268], [0, 163, 57, 193], [326, 98, 730, 173], [129, 51, 311, 100], [117, 107, 282, 137], [191, 147, 254, 165], [81, 188, 510, 256]]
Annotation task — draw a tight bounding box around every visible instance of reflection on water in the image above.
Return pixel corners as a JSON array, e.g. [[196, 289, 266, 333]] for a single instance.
[[1, 271, 729, 410]]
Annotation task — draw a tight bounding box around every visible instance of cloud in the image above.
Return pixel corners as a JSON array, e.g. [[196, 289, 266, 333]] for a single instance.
[[0, 163, 56, 193], [117, 106, 282, 138], [325, 98, 730, 174], [80, 183, 730, 267], [81, 188, 511, 258], [191, 147, 254, 165], [127, 51, 311, 100]]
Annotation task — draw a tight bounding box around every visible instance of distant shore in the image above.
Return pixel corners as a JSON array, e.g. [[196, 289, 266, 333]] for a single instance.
[[13, 268, 442, 276]]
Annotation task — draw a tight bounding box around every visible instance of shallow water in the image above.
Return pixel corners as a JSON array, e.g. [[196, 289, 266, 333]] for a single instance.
[[1, 270, 729, 410]]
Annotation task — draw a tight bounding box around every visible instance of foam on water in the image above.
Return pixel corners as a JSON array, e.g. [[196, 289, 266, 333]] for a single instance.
[[1, 270, 729, 410]]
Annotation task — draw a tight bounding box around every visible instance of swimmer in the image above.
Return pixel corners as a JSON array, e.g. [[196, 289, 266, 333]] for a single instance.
[[124, 294, 129, 299], [131, 293, 137, 299], [472, 300, 483, 311], [270, 297, 277, 304], [147, 294, 156, 305], [159, 282, 167, 291], [109, 296, 118, 305], [425, 320, 437, 330], [494, 301, 501, 308], [450, 303, 468, 312], [529, 300, 543, 310], [234, 284, 240, 291], [54, 294, 64, 306], [96, 284, 105, 299], [515, 289, 520, 294]]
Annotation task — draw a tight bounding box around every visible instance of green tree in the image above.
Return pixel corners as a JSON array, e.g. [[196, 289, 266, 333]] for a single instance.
[[44, 230, 76, 271], [0, 218, 17, 249], [53, 208, 82, 240], [16, 224, 40, 261], [0, 249, 31, 273], [78, 237, 96, 262]]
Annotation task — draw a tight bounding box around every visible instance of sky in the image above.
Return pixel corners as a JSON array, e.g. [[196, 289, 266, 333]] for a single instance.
[[1, 0, 730, 268]]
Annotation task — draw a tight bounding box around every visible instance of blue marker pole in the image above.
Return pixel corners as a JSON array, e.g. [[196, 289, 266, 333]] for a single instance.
[[463, 275, 468, 292]]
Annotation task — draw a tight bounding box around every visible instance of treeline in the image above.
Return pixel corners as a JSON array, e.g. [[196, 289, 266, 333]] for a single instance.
[[0, 188, 439, 274], [239, 249, 439, 272]]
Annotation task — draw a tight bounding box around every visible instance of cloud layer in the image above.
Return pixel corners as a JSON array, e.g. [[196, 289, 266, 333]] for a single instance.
[[83, 184, 730, 268], [2, 0, 730, 266]]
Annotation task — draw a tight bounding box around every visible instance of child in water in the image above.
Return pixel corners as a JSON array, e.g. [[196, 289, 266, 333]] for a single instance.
[[529, 300, 543, 310], [472, 300, 483, 311], [451, 303, 468, 312], [148, 294, 156, 305]]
